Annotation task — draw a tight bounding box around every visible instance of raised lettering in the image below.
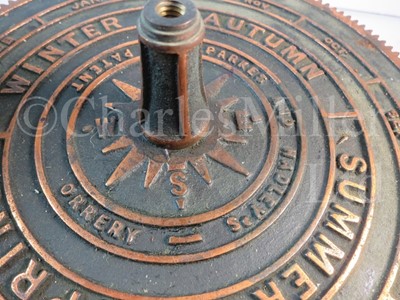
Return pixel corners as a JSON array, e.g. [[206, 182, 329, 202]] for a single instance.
[[96, 116, 117, 138], [338, 154, 367, 174], [108, 220, 125, 240], [252, 281, 285, 300], [170, 171, 188, 197], [338, 180, 366, 205], [280, 147, 296, 159], [282, 264, 317, 300], [102, 59, 113, 69], [81, 24, 101, 39], [0, 243, 26, 269], [58, 32, 81, 47], [0, 211, 12, 237], [264, 33, 284, 49], [244, 0, 270, 10], [94, 214, 111, 231], [80, 204, 98, 221], [124, 49, 134, 58], [204, 13, 221, 27], [226, 216, 241, 232], [111, 52, 122, 62], [326, 204, 360, 240], [227, 17, 245, 31], [251, 204, 266, 220], [304, 234, 345, 276], [126, 227, 140, 245], [278, 160, 294, 171], [79, 72, 94, 83], [1, 74, 31, 94], [101, 17, 122, 32], [22, 63, 44, 75], [61, 184, 77, 196], [299, 63, 325, 81], [247, 23, 265, 39], [1, 36, 15, 45], [258, 193, 276, 208], [69, 195, 87, 211], [11, 260, 49, 299], [275, 174, 290, 186], [38, 45, 65, 62], [72, 82, 84, 92], [281, 46, 307, 65], [267, 184, 284, 196]]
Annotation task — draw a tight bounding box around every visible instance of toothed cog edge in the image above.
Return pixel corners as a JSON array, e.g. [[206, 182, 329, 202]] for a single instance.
[[0, 0, 399, 66], [307, 0, 400, 67]]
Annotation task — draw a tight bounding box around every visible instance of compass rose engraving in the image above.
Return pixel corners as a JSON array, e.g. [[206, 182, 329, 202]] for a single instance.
[[94, 74, 261, 209]]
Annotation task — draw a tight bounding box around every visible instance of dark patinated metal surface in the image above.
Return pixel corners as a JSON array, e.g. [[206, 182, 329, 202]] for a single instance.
[[0, 0, 399, 299]]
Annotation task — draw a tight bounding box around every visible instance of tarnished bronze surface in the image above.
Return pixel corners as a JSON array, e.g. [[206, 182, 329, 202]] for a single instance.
[[0, 0, 399, 299]]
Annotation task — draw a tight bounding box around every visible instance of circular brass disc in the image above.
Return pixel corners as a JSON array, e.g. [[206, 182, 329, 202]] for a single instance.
[[0, 0, 399, 299]]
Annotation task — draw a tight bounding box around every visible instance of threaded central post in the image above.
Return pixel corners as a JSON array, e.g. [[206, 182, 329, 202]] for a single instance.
[[138, 0, 209, 150], [156, 1, 186, 18]]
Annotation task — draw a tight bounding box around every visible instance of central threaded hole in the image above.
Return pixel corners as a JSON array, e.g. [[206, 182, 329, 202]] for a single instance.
[[156, 1, 186, 18]]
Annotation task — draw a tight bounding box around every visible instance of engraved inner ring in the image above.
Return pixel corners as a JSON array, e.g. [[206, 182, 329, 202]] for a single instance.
[[64, 52, 282, 227]]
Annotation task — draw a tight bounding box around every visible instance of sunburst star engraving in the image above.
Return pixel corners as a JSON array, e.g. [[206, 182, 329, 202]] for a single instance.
[[101, 75, 251, 188]]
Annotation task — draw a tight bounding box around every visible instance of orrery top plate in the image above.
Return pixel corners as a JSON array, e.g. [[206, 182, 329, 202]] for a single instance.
[[0, 0, 399, 299]]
